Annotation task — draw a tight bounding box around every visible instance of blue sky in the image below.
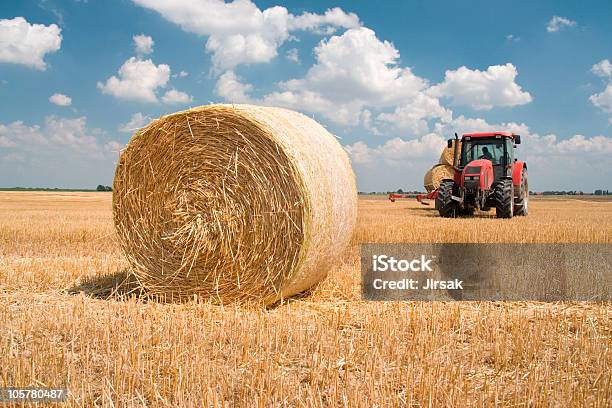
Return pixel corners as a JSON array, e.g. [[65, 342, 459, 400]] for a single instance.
[[1, 0, 611, 191]]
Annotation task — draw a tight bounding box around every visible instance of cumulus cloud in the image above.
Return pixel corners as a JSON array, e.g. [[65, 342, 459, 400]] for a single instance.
[[432, 115, 530, 138], [215, 70, 253, 103], [131, 0, 360, 70], [345, 133, 446, 166], [547, 16, 576, 33], [133, 34, 154, 55], [376, 94, 452, 134], [260, 27, 430, 126], [97, 57, 170, 103], [49, 93, 71, 106], [118, 112, 150, 133], [0, 116, 120, 159], [286, 48, 299, 63], [590, 59, 612, 119], [506, 34, 520, 42], [173, 70, 189, 78], [0, 117, 123, 187], [161, 89, 193, 104], [592, 59, 612, 78], [590, 84, 612, 113], [428, 64, 533, 110], [0, 136, 17, 148], [0, 17, 62, 70]]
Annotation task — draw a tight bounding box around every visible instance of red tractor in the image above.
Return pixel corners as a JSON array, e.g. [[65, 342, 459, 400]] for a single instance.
[[436, 132, 528, 218]]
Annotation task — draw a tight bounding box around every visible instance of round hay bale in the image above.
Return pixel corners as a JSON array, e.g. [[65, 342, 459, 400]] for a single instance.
[[439, 140, 461, 166], [423, 168, 434, 193], [112, 104, 357, 304], [424, 164, 454, 192]]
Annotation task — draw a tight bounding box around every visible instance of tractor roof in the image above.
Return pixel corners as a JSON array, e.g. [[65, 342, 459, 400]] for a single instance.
[[463, 132, 515, 139]]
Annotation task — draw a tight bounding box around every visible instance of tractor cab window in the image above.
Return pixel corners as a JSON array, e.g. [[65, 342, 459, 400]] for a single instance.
[[461, 139, 505, 166]]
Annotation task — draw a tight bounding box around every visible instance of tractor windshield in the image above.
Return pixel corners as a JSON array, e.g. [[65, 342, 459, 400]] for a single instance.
[[460, 139, 506, 166]]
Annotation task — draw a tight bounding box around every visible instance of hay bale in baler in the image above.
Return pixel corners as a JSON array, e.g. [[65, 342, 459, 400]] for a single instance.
[[424, 164, 454, 192], [112, 104, 357, 305], [439, 140, 461, 166]]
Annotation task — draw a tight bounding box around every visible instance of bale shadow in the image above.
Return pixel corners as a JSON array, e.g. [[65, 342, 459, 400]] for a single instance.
[[264, 289, 317, 310], [67, 270, 147, 301], [67, 271, 322, 307]]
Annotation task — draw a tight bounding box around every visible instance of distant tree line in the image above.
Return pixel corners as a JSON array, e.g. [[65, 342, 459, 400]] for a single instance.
[[96, 185, 113, 192], [539, 191, 584, 195]]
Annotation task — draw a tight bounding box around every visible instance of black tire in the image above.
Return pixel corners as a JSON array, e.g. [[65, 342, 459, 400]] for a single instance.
[[514, 170, 529, 216], [494, 179, 514, 219], [437, 181, 458, 218]]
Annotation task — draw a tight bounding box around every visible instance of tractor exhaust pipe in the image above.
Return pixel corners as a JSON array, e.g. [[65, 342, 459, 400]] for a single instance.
[[452, 132, 460, 168]]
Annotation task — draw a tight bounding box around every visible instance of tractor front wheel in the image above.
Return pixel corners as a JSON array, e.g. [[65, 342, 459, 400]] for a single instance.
[[436, 181, 458, 218], [514, 170, 529, 216], [494, 179, 514, 219]]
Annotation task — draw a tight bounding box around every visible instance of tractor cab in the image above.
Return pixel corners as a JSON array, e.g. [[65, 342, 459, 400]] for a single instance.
[[437, 132, 528, 218], [455, 132, 520, 182]]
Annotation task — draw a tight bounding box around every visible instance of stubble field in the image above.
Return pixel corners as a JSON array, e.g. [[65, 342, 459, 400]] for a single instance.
[[0, 191, 611, 407]]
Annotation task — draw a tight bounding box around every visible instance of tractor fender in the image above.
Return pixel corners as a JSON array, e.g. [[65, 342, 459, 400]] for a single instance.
[[512, 161, 527, 186]]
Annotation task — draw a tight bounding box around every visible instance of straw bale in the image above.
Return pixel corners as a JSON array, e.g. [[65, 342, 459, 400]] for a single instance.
[[424, 164, 454, 192], [113, 104, 357, 304], [439, 140, 461, 166]]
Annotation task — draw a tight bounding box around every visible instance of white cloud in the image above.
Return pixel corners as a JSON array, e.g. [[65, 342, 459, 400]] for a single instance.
[[428, 63, 532, 110], [547, 16, 576, 33], [217, 27, 454, 134], [0, 136, 17, 148], [0, 117, 122, 188], [97, 57, 170, 103], [288, 27, 426, 105], [0, 116, 120, 159], [589, 60, 612, 120], [263, 89, 364, 125], [286, 48, 299, 63], [0, 17, 62, 70], [506, 34, 520, 42], [131, 0, 359, 70], [161, 89, 193, 104], [215, 70, 253, 103], [376, 93, 452, 134], [133, 34, 154, 55], [288, 7, 360, 32], [49, 93, 72, 106], [173, 70, 189, 78], [590, 84, 612, 113], [260, 27, 430, 126], [104, 141, 123, 153], [345, 133, 446, 166], [433, 115, 530, 137], [0, 121, 47, 145], [592, 59, 612, 78], [118, 112, 150, 133]]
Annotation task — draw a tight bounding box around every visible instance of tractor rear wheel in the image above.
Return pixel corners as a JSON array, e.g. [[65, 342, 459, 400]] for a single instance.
[[436, 181, 458, 218], [494, 179, 514, 219], [514, 170, 529, 216]]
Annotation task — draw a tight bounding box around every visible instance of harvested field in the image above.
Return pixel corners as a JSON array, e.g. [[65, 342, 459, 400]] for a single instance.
[[0, 192, 611, 406]]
